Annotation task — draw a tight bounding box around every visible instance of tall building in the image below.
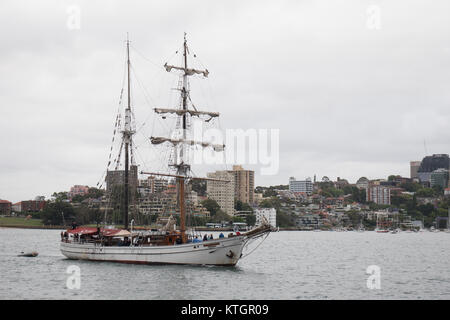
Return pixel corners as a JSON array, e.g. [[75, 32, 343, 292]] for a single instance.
[[206, 170, 235, 216], [410, 161, 421, 179], [255, 208, 276, 228], [228, 165, 254, 205], [289, 177, 313, 194], [106, 165, 138, 193], [430, 169, 449, 189], [139, 177, 168, 194], [417, 154, 450, 184], [366, 186, 391, 205]]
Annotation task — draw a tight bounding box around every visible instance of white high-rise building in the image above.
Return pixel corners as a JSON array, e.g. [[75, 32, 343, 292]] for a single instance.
[[366, 186, 391, 205], [289, 177, 313, 194], [255, 208, 276, 228]]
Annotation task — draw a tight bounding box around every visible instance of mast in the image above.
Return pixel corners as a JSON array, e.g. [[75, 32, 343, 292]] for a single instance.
[[123, 34, 133, 230], [151, 34, 214, 243], [179, 33, 188, 242]]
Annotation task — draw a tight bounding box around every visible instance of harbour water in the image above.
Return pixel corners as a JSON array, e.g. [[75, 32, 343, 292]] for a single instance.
[[1, 228, 449, 299]]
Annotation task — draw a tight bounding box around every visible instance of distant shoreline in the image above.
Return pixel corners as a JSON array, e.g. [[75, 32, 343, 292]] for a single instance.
[[0, 224, 359, 232]]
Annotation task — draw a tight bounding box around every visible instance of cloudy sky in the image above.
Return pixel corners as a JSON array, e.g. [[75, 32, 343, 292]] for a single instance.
[[1, 0, 449, 202]]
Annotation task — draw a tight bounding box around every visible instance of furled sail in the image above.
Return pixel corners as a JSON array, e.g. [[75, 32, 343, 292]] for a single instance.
[[150, 136, 224, 151], [154, 108, 219, 118], [164, 63, 209, 77]]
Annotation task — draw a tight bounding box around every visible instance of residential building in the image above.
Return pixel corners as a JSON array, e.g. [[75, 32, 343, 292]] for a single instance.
[[417, 154, 450, 184], [430, 169, 449, 189], [20, 200, 46, 212], [106, 165, 138, 193], [0, 200, 12, 215], [366, 186, 391, 205], [11, 202, 22, 213], [228, 165, 254, 205], [106, 165, 139, 204], [140, 177, 168, 194], [410, 161, 421, 179], [254, 193, 264, 205], [445, 188, 450, 196], [206, 170, 235, 215], [289, 177, 313, 195], [255, 208, 276, 228], [294, 213, 322, 229], [68, 185, 89, 199]]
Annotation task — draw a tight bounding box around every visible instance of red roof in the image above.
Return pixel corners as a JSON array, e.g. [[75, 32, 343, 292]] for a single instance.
[[0, 200, 11, 204], [67, 227, 126, 237]]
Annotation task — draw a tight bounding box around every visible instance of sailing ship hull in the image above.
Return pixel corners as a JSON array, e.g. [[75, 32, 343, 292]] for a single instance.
[[60, 236, 247, 266]]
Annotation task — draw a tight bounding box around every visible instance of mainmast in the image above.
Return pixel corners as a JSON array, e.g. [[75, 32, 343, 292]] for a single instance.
[[150, 34, 220, 243], [123, 35, 134, 230]]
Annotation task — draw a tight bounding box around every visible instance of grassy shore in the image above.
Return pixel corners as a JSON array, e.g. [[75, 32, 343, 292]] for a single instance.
[[0, 216, 64, 229]]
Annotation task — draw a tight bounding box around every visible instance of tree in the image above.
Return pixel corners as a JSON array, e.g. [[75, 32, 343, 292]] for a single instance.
[[201, 198, 221, 216], [52, 191, 68, 201], [245, 214, 256, 226], [41, 201, 75, 226], [210, 209, 232, 223], [191, 180, 207, 197], [276, 210, 295, 228], [87, 187, 105, 199], [235, 200, 253, 213], [260, 197, 281, 210], [416, 188, 434, 198]]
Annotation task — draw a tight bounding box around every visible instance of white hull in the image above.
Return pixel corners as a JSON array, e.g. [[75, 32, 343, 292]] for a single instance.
[[60, 236, 247, 266]]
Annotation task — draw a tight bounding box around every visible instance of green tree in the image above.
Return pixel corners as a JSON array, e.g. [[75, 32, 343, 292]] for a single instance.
[[245, 214, 256, 226], [210, 209, 232, 223], [416, 188, 434, 198], [41, 201, 75, 226], [191, 180, 206, 197], [52, 191, 68, 201], [276, 210, 295, 228], [201, 198, 221, 216]]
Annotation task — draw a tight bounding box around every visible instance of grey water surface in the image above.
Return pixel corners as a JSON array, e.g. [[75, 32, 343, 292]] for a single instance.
[[0, 228, 449, 299]]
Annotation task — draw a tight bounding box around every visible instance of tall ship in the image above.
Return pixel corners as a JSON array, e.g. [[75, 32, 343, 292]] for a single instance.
[[60, 35, 272, 266]]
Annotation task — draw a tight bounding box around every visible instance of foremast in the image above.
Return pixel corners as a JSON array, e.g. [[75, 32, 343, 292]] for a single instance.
[[122, 35, 135, 230]]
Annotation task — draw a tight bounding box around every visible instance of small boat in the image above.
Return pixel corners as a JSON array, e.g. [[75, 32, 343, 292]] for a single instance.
[[18, 251, 38, 257]]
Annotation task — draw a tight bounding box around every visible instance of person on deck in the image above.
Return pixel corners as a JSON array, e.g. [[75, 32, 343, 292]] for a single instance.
[[193, 236, 201, 243], [203, 234, 208, 241], [219, 233, 224, 238], [209, 234, 213, 240]]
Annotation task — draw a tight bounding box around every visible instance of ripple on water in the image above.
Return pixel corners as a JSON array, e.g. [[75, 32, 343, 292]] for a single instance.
[[1, 229, 450, 299]]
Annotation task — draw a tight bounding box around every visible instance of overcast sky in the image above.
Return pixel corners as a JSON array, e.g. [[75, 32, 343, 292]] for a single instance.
[[1, 0, 450, 202]]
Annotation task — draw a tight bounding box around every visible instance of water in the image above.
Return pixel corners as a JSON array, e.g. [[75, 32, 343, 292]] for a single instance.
[[1, 228, 449, 299]]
